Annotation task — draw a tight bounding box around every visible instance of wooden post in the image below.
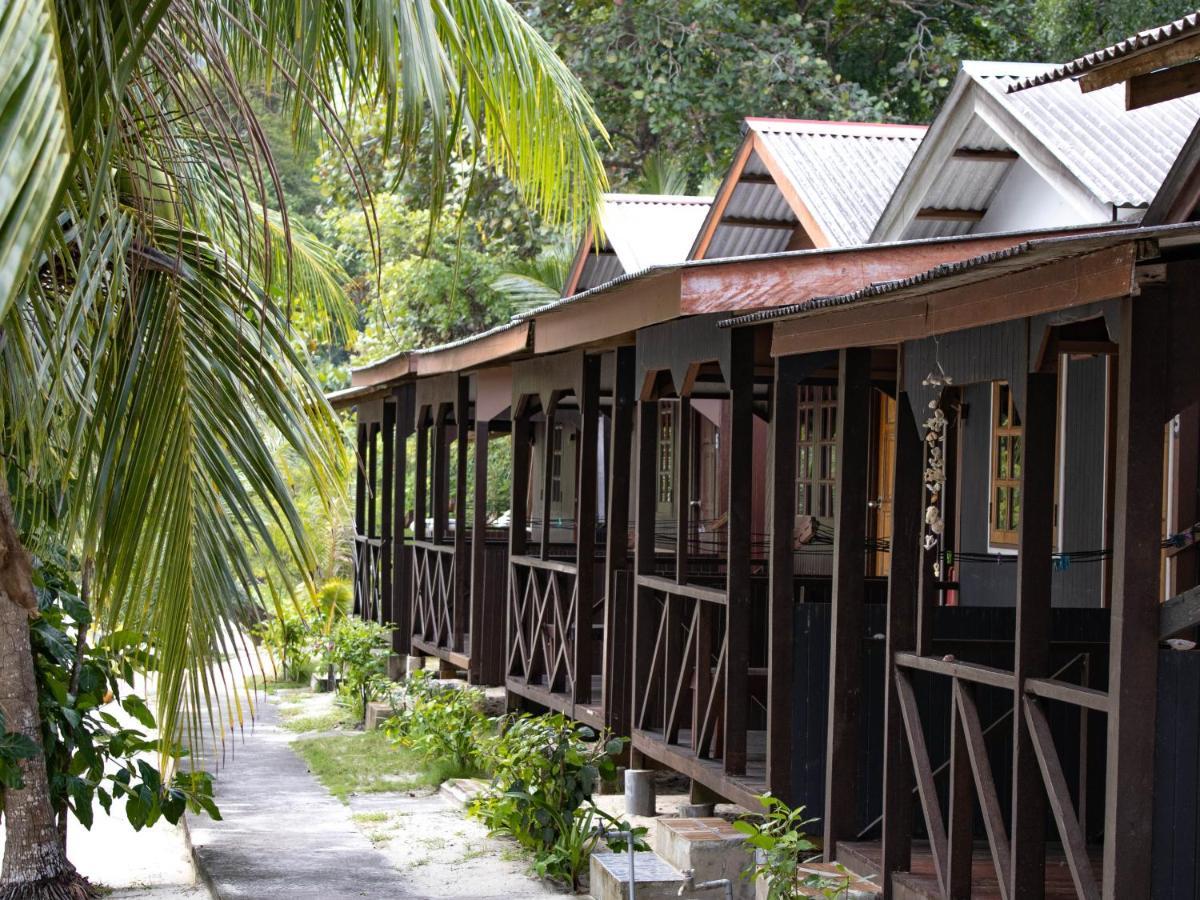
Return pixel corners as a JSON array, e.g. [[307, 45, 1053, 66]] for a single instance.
[[469, 417, 490, 685], [510, 409, 531, 557], [604, 347, 636, 735], [576, 355, 601, 705], [768, 360, 798, 803], [380, 400, 395, 626], [433, 408, 449, 544], [1010, 370, 1059, 900], [541, 404, 556, 561], [355, 420, 367, 616], [415, 409, 428, 543], [633, 396, 659, 744], [1103, 291, 1167, 899], [881, 386, 923, 888], [823, 347, 872, 855], [453, 377, 470, 654], [724, 329, 754, 777], [947, 683, 973, 899], [393, 384, 414, 656], [676, 396, 692, 584]]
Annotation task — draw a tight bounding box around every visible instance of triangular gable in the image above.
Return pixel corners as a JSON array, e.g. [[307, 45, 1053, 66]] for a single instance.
[[563, 194, 712, 296], [872, 60, 1200, 242], [691, 118, 926, 259]]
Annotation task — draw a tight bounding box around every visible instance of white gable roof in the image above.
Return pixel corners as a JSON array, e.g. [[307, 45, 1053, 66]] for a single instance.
[[566, 194, 712, 295], [872, 60, 1200, 242]]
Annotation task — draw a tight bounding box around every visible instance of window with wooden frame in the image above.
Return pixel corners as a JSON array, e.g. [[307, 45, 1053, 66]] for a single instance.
[[796, 385, 838, 518], [550, 424, 564, 504], [990, 381, 1023, 548], [657, 403, 674, 505]]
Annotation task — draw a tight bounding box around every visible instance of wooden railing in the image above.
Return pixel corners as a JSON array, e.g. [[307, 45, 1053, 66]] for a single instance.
[[633, 575, 735, 770], [353, 534, 386, 622], [412, 540, 457, 653], [507, 555, 581, 700], [892, 648, 1103, 899]]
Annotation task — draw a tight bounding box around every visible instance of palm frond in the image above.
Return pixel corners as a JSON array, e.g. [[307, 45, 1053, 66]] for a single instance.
[[0, 0, 71, 318]]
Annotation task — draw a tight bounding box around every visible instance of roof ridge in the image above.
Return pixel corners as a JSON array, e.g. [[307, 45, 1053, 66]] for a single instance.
[[744, 117, 927, 137]]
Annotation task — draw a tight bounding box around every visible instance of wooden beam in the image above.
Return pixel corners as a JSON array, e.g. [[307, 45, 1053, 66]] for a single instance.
[[718, 216, 797, 230], [1010, 369, 1058, 900], [575, 354, 601, 705], [1079, 31, 1200, 93], [692, 135, 757, 260], [952, 147, 1018, 162], [675, 396, 692, 584], [469, 418, 488, 683], [880, 384, 923, 887], [915, 207, 986, 222], [1104, 289, 1167, 899], [380, 400, 396, 626], [1127, 58, 1200, 109], [724, 328, 755, 777], [823, 347, 872, 855], [603, 347, 636, 735], [1161, 583, 1200, 639], [453, 376, 470, 654], [392, 385, 414, 655], [767, 361, 797, 804]]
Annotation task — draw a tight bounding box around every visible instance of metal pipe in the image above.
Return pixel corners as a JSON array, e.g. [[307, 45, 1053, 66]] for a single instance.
[[677, 868, 734, 900], [596, 826, 637, 900]]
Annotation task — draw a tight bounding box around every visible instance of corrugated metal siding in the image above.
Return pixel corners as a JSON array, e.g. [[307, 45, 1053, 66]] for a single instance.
[[751, 121, 925, 247], [1057, 354, 1107, 608], [706, 150, 797, 259]]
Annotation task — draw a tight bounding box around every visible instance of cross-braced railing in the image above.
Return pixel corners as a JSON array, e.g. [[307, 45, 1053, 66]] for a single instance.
[[633, 577, 731, 766], [353, 534, 386, 622], [412, 540, 456, 651], [507, 555, 580, 697]]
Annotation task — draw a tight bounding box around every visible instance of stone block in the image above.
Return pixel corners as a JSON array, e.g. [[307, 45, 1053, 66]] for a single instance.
[[438, 778, 489, 806], [656, 818, 754, 900], [589, 850, 684, 900], [364, 701, 393, 731]]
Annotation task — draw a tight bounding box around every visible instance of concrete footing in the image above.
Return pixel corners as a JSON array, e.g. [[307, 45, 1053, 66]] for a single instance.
[[657, 818, 754, 900], [405, 655, 425, 677], [590, 850, 684, 900], [625, 769, 656, 817], [364, 701, 392, 731]]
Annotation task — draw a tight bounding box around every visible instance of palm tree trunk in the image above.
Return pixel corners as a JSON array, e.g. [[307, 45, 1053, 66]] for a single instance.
[[0, 483, 91, 899]]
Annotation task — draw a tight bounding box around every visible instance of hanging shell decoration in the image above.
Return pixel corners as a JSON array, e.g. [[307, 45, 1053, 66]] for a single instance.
[[920, 367, 952, 574]]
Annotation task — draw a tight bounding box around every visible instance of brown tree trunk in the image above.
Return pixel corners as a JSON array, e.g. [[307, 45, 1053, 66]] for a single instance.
[[0, 483, 92, 899]]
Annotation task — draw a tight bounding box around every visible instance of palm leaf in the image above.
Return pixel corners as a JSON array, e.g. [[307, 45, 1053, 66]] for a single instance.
[[0, 0, 70, 318]]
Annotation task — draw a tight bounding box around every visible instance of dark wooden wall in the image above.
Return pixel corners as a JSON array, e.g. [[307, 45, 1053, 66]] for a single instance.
[[956, 355, 1108, 609], [1153, 647, 1200, 899]]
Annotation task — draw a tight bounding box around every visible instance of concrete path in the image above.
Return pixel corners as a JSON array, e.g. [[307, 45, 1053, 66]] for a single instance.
[[188, 702, 416, 899]]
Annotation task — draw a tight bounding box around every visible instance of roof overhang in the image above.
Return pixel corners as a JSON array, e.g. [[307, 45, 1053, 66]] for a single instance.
[[748, 223, 1200, 357], [1007, 13, 1200, 107]]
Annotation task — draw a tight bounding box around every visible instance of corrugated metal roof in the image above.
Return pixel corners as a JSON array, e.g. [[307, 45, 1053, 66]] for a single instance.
[[972, 61, 1200, 209], [1008, 13, 1200, 92], [574, 193, 711, 291], [720, 221, 1200, 328], [748, 119, 927, 247], [700, 120, 926, 257], [874, 61, 1200, 241]]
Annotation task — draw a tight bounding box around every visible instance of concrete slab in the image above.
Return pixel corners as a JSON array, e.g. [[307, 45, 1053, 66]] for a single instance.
[[188, 702, 416, 898], [590, 850, 685, 900]]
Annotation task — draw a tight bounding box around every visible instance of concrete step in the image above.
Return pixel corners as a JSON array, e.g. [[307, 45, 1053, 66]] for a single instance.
[[589, 850, 685, 900], [438, 778, 489, 806], [655, 818, 754, 900]]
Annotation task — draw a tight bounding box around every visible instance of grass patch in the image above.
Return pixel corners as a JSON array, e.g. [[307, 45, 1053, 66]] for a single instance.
[[292, 730, 466, 801], [280, 705, 358, 733], [263, 679, 308, 694], [352, 811, 389, 824]]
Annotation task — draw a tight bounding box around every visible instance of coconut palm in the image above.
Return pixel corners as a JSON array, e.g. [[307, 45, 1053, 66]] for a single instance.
[[0, 0, 606, 895]]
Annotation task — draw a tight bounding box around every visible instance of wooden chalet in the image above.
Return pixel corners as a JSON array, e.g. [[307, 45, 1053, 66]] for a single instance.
[[333, 67, 1200, 899]]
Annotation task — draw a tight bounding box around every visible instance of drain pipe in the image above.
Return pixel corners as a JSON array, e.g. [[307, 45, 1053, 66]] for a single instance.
[[678, 868, 734, 900], [595, 825, 637, 900]]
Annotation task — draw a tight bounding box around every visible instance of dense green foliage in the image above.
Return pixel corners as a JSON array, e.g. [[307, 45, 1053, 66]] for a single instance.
[[2, 557, 221, 831]]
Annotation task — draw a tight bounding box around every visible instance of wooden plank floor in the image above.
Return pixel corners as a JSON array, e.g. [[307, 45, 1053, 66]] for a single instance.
[[838, 840, 1102, 899]]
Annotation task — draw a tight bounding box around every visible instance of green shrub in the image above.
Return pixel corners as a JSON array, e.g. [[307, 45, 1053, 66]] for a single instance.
[[384, 671, 489, 775], [734, 794, 858, 899], [254, 611, 314, 683], [326, 615, 393, 723], [470, 713, 645, 889]]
